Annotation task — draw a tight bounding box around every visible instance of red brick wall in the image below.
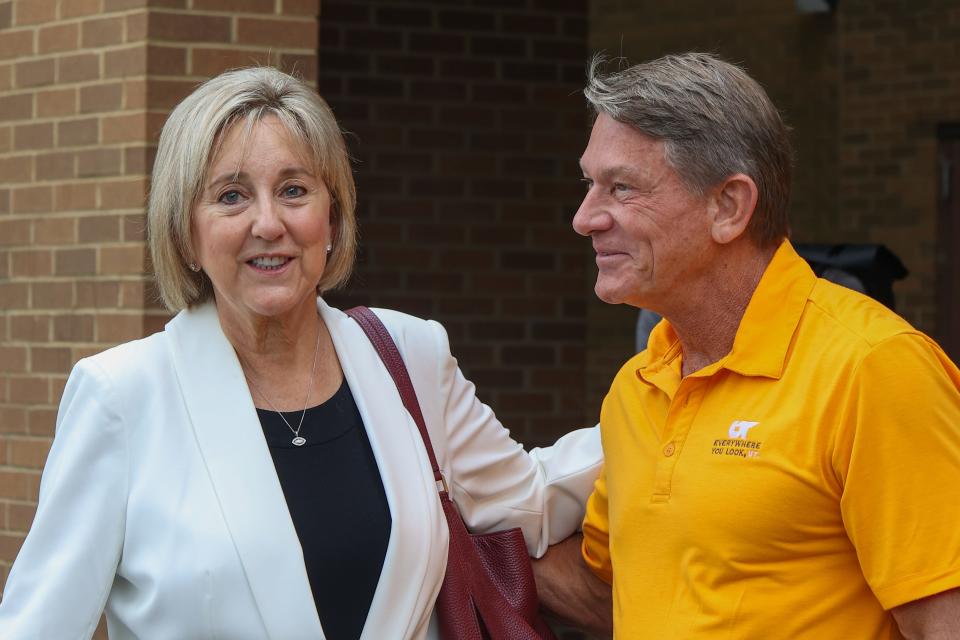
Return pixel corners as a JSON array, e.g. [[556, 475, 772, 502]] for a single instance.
[[319, 0, 592, 445], [0, 1, 319, 618]]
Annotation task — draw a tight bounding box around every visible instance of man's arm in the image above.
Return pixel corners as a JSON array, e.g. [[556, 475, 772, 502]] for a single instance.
[[532, 533, 613, 638], [891, 588, 960, 639]]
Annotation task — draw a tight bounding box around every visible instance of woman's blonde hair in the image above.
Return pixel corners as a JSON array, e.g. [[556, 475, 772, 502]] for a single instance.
[[148, 66, 357, 311]]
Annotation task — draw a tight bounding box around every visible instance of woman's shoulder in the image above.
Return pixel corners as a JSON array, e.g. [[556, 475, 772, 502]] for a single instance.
[[74, 329, 170, 383]]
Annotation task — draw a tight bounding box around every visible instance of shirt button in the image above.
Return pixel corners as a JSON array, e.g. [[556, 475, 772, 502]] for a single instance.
[[663, 442, 676, 457]]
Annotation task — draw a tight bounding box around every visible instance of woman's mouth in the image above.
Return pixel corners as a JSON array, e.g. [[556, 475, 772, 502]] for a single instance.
[[248, 256, 292, 271]]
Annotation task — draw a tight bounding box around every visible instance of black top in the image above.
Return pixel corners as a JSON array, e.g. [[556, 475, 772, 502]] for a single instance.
[[257, 381, 392, 640]]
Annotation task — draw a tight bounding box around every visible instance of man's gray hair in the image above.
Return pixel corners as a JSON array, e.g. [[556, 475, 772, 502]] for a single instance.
[[585, 53, 792, 248]]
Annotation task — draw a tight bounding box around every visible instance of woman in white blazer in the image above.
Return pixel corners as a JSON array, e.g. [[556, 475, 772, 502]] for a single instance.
[[0, 68, 602, 639]]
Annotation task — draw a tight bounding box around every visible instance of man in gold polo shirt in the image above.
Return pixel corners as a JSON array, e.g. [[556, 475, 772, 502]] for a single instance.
[[534, 53, 960, 638]]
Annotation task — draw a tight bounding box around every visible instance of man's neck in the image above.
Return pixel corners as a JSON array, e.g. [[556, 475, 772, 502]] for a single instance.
[[665, 244, 777, 377]]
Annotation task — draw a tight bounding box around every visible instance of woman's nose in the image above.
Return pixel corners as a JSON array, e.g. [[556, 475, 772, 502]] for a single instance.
[[250, 198, 284, 240]]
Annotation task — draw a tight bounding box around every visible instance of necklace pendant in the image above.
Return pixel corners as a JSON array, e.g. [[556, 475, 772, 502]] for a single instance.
[[292, 436, 307, 447]]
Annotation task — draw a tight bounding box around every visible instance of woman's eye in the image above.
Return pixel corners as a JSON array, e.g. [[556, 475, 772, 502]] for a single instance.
[[218, 190, 242, 205], [282, 185, 306, 198]]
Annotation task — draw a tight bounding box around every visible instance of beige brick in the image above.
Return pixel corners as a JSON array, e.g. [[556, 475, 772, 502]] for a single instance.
[[78, 215, 120, 243], [11, 186, 53, 214], [123, 145, 153, 175], [100, 178, 146, 209], [8, 502, 37, 532], [58, 53, 100, 83], [60, 0, 104, 19], [191, 47, 271, 77], [96, 313, 143, 343], [10, 316, 50, 342], [28, 407, 58, 437], [37, 87, 77, 118], [0, 94, 33, 123], [125, 11, 147, 42], [58, 117, 98, 147], [38, 22, 80, 54], [0, 470, 38, 501], [76, 148, 122, 178], [100, 245, 144, 274], [14, 58, 54, 89], [0, 220, 31, 246], [76, 281, 119, 308], [0, 408, 28, 435], [122, 213, 146, 242], [8, 377, 49, 405], [118, 280, 146, 308], [103, 0, 147, 10], [55, 248, 96, 276], [6, 437, 50, 469], [12, 250, 53, 278], [79, 82, 122, 114], [0, 1, 9, 29], [54, 182, 97, 212], [34, 217, 77, 244], [237, 17, 317, 49], [280, 53, 316, 80], [281, 0, 319, 15], [13, 123, 53, 151], [105, 45, 145, 78], [0, 125, 10, 152], [53, 314, 94, 342], [0, 30, 34, 61], [0, 156, 32, 183], [146, 45, 187, 75], [30, 347, 72, 374], [146, 79, 198, 110], [0, 249, 8, 278], [0, 283, 28, 308], [148, 12, 231, 43], [123, 78, 147, 110], [13, 0, 56, 26], [0, 62, 11, 91], [36, 151, 76, 181], [194, 0, 274, 12], [31, 281, 74, 309], [0, 347, 27, 373], [0, 188, 9, 215], [81, 16, 124, 49], [102, 113, 144, 144]]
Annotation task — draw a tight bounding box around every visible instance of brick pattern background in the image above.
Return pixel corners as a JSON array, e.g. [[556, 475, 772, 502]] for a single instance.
[[587, 0, 960, 410], [320, 0, 593, 446], [0, 0, 319, 628]]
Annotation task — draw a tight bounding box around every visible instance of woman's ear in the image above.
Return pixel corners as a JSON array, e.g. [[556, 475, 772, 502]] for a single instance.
[[708, 173, 759, 245]]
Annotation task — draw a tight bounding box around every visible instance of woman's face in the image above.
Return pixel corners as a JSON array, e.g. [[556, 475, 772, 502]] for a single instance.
[[191, 115, 332, 325]]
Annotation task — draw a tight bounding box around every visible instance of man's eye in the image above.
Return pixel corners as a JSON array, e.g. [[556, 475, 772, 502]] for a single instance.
[[613, 183, 630, 193], [282, 185, 306, 198], [581, 178, 593, 190], [219, 190, 242, 205]]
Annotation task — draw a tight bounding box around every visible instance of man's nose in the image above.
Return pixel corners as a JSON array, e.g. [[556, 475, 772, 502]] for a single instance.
[[572, 188, 609, 237]]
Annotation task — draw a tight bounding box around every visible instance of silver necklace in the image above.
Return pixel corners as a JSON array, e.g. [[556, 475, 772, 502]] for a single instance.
[[243, 322, 323, 447]]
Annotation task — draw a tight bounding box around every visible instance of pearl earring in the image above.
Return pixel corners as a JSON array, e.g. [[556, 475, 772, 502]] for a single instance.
[[326, 244, 332, 253], [189, 262, 200, 272]]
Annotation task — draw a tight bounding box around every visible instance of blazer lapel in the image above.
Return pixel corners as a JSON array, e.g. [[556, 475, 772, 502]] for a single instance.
[[166, 303, 325, 639], [319, 300, 448, 640]]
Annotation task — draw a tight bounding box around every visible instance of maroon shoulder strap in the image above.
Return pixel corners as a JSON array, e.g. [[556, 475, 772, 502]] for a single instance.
[[345, 306, 447, 492]]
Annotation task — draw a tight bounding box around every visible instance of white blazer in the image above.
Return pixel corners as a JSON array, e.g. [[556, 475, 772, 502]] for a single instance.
[[0, 299, 602, 640]]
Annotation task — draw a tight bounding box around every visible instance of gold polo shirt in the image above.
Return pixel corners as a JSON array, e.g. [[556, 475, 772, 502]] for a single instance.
[[582, 240, 960, 639]]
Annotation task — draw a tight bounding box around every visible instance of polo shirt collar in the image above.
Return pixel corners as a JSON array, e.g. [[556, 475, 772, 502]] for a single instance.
[[640, 239, 816, 382]]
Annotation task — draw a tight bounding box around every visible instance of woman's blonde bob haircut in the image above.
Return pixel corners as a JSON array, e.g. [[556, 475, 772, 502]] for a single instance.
[[148, 66, 357, 312]]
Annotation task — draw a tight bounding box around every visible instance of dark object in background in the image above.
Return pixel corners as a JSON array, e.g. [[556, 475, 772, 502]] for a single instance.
[[794, 243, 909, 309]]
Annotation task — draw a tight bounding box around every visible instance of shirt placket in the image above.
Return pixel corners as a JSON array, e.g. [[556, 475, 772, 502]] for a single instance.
[[651, 379, 705, 502]]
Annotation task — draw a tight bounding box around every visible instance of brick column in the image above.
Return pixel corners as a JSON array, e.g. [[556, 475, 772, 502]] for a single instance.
[[0, 0, 318, 595]]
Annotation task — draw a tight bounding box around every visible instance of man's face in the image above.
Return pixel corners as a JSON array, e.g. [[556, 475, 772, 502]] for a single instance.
[[573, 113, 712, 310]]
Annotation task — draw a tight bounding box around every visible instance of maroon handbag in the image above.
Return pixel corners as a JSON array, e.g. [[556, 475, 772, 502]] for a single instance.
[[347, 306, 557, 640]]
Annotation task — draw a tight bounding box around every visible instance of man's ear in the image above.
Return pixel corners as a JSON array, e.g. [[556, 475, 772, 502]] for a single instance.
[[707, 173, 759, 245]]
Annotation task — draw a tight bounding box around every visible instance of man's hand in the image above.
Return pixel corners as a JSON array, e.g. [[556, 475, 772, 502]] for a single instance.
[[532, 533, 613, 638], [891, 587, 960, 639]]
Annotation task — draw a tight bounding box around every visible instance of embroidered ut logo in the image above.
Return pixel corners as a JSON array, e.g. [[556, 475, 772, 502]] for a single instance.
[[728, 420, 759, 439]]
